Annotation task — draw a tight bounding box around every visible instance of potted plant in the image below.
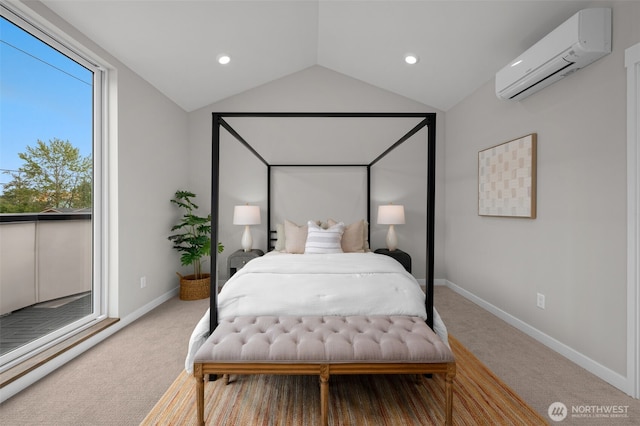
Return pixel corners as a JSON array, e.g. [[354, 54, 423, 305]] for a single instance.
[[168, 190, 223, 300]]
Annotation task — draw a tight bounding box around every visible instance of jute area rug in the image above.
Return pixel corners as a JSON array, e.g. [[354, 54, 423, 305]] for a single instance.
[[142, 336, 546, 425]]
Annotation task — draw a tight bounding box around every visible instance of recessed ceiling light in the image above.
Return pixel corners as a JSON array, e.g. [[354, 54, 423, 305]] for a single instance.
[[217, 54, 231, 65], [404, 54, 419, 65]]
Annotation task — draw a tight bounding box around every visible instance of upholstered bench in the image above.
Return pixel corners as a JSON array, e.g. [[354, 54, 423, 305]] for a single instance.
[[193, 316, 456, 426]]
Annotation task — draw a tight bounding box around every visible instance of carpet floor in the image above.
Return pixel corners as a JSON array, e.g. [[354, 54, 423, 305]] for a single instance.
[[142, 335, 546, 425]]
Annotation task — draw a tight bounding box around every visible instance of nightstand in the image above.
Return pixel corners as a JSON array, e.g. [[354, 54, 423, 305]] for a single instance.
[[227, 249, 264, 277], [374, 248, 411, 273]]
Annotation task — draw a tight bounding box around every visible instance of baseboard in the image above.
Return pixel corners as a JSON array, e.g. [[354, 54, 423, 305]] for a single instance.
[[444, 280, 629, 394], [415, 278, 446, 287], [416, 278, 446, 293], [0, 287, 179, 403]]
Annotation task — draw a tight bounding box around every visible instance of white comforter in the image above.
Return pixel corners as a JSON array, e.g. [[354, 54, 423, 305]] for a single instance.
[[185, 252, 448, 373]]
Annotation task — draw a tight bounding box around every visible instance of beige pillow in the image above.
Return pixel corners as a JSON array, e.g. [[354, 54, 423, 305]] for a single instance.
[[284, 220, 308, 254], [328, 219, 365, 253]]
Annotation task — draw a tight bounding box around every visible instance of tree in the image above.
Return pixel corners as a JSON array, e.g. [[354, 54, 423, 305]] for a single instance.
[[0, 172, 41, 212], [0, 138, 92, 213]]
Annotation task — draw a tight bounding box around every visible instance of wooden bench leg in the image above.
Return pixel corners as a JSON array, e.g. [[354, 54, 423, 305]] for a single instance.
[[195, 364, 205, 426], [320, 365, 329, 426], [445, 364, 456, 426]]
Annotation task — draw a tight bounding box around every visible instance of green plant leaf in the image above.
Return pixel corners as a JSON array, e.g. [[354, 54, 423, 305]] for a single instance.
[[168, 189, 217, 277]]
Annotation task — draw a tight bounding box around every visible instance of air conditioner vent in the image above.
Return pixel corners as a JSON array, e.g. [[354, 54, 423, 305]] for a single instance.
[[496, 8, 611, 101]]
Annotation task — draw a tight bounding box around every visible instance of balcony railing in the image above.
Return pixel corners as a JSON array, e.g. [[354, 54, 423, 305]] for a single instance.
[[0, 213, 92, 316]]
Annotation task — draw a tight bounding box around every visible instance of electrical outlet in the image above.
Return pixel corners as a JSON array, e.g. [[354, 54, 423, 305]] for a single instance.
[[140, 276, 147, 289], [537, 293, 545, 309]]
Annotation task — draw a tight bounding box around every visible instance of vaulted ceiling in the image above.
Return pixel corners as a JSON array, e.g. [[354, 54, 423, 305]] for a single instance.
[[41, 0, 597, 112]]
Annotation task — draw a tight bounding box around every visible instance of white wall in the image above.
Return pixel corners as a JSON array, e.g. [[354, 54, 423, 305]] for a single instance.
[[116, 68, 189, 317], [187, 66, 445, 281], [444, 1, 640, 382]]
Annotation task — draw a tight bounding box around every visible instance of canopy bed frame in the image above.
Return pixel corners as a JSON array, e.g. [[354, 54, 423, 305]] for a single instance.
[[195, 112, 452, 426], [210, 111, 437, 331]]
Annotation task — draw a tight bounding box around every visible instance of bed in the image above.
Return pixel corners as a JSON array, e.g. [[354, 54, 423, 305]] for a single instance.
[[187, 112, 454, 424], [188, 249, 454, 425], [186, 223, 455, 425], [186, 249, 450, 373]]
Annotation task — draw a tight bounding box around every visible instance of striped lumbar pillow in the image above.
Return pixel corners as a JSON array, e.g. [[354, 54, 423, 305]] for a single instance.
[[305, 221, 345, 254]]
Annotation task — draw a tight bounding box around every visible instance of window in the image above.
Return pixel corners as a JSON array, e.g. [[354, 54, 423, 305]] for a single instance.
[[0, 4, 106, 370]]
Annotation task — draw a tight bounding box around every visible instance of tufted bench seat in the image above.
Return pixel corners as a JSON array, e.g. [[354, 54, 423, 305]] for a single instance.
[[193, 316, 456, 425]]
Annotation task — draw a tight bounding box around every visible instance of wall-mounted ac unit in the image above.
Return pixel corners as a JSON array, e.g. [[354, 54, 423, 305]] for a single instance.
[[495, 8, 611, 101]]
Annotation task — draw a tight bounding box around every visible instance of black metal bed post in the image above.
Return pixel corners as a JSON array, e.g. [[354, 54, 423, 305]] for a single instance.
[[366, 165, 371, 238], [210, 114, 220, 332], [267, 164, 271, 249], [426, 114, 436, 330]]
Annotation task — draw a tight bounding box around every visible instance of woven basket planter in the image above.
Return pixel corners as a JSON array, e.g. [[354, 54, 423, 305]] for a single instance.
[[177, 273, 210, 300]]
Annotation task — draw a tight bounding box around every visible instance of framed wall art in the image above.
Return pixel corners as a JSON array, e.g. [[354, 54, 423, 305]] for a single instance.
[[478, 133, 537, 218]]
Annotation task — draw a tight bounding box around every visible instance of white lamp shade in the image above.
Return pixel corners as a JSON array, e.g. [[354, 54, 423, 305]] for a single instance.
[[233, 205, 261, 225], [377, 205, 405, 225]]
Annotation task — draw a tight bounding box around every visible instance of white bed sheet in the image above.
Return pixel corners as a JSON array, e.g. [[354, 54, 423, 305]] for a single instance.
[[185, 252, 448, 373]]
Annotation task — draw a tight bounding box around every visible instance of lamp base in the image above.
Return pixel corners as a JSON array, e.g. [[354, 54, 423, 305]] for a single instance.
[[386, 224, 398, 251], [241, 225, 253, 252]]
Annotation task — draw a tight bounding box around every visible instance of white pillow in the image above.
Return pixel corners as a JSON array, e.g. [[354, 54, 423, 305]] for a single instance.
[[305, 221, 344, 254], [274, 223, 285, 251]]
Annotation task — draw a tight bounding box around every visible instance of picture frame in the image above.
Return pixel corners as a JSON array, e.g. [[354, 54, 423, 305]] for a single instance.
[[478, 133, 537, 218]]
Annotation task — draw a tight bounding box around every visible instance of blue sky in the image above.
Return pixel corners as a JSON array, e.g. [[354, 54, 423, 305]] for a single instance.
[[1, 16, 93, 193]]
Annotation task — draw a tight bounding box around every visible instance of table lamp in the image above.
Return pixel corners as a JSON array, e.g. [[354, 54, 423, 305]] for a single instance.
[[233, 205, 261, 252], [377, 204, 405, 251]]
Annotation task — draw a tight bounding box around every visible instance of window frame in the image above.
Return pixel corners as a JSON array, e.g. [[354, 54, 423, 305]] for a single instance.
[[0, 3, 108, 371]]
